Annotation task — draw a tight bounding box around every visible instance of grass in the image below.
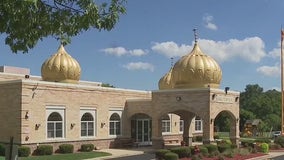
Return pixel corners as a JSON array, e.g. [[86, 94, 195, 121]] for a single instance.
[[0, 151, 111, 160]]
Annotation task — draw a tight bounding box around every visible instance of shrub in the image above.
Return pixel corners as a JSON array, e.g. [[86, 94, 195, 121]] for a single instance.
[[260, 143, 269, 153], [240, 139, 254, 147], [81, 144, 94, 152], [255, 138, 271, 144], [199, 146, 209, 157], [222, 149, 235, 158], [217, 144, 231, 153], [164, 152, 178, 160], [274, 136, 284, 147], [18, 146, 31, 157], [0, 144, 5, 156], [170, 147, 191, 158], [239, 148, 250, 156], [36, 145, 53, 155], [155, 149, 170, 160], [59, 144, 74, 154], [191, 154, 202, 160], [204, 144, 218, 154], [214, 135, 220, 139]]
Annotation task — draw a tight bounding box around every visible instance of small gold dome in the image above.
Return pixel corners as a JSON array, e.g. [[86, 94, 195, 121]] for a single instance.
[[158, 67, 174, 90], [171, 43, 222, 89], [41, 45, 81, 83]]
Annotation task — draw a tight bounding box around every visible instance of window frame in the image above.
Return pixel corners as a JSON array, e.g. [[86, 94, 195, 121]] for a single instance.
[[46, 106, 65, 140], [80, 107, 96, 138]]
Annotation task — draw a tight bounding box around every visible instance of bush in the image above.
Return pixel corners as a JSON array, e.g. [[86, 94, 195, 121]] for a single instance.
[[274, 136, 284, 147], [214, 135, 220, 139], [204, 144, 218, 154], [260, 143, 269, 153], [240, 139, 255, 147], [36, 145, 53, 155], [18, 146, 31, 157], [239, 148, 250, 156], [222, 149, 235, 158], [155, 149, 170, 160], [59, 144, 74, 154], [217, 144, 231, 153], [81, 144, 94, 152], [170, 147, 191, 158], [0, 144, 5, 156], [199, 146, 209, 157], [254, 138, 271, 144], [164, 152, 178, 160]]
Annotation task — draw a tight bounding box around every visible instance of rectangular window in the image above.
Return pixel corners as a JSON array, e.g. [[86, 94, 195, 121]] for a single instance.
[[195, 120, 202, 132], [162, 120, 171, 133], [179, 120, 184, 132], [47, 123, 54, 138], [81, 122, 87, 136]]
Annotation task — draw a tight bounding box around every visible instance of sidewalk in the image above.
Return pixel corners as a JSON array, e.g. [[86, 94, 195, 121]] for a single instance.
[[87, 148, 284, 160], [86, 147, 155, 160]]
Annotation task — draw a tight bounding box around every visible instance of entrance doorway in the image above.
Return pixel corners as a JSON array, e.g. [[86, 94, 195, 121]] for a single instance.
[[131, 114, 152, 146]]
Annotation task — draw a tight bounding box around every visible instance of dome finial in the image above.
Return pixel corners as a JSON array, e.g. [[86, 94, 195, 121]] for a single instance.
[[193, 28, 198, 43]]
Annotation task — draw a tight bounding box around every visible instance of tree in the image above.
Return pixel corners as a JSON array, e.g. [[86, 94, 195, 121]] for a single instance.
[[0, 0, 126, 53], [240, 84, 281, 132]]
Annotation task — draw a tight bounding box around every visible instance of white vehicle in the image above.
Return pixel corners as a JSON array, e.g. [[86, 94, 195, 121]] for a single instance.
[[273, 131, 281, 137]]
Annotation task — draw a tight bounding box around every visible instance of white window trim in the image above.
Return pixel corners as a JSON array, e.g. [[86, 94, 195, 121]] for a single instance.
[[108, 110, 122, 137], [46, 106, 65, 140], [80, 108, 96, 138], [162, 114, 171, 135], [195, 119, 203, 133]]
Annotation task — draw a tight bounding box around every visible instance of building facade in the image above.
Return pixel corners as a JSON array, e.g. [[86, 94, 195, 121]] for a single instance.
[[0, 41, 240, 153]]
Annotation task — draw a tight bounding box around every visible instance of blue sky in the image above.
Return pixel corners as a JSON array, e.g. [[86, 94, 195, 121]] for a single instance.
[[1, 0, 284, 92]]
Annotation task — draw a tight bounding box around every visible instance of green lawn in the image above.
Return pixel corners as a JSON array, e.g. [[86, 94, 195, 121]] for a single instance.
[[1, 151, 111, 160]]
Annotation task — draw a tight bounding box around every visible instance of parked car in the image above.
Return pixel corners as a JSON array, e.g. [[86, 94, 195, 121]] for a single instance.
[[273, 131, 281, 138]]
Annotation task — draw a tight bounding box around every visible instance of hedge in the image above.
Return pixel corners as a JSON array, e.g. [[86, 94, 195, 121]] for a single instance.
[[59, 144, 74, 154], [18, 146, 31, 157]]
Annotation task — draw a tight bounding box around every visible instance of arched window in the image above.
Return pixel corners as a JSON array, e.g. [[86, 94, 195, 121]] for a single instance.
[[109, 113, 121, 136], [47, 112, 63, 138], [81, 113, 94, 137], [162, 114, 171, 133]]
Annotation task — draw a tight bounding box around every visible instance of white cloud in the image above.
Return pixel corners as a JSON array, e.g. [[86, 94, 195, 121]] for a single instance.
[[151, 41, 191, 58], [101, 47, 147, 56], [256, 64, 280, 77], [203, 15, 218, 31], [268, 41, 281, 58], [199, 37, 266, 63], [129, 49, 148, 56], [123, 62, 154, 72], [151, 37, 267, 63], [101, 47, 128, 56]]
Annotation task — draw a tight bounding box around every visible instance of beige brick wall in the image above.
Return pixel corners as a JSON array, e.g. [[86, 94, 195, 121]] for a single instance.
[[19, 79, 151, 145], [0, 81, 22, 143]]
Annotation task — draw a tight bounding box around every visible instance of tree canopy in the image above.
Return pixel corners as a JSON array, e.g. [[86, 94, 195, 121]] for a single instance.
[[0, 0, 127, 53], [240, 84, 281, 132]]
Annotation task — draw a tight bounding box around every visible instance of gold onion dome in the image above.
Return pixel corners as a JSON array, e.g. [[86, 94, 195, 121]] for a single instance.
[[158, 67, 174, 90], [171, 42, 222, 89], [41, 45, 81, 84]]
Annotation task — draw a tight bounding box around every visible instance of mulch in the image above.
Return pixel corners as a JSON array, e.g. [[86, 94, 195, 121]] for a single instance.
[[179, 153, 267, 160]]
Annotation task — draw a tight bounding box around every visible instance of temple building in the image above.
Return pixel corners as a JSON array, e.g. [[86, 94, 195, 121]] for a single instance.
[[0, 37, 239, 153]]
